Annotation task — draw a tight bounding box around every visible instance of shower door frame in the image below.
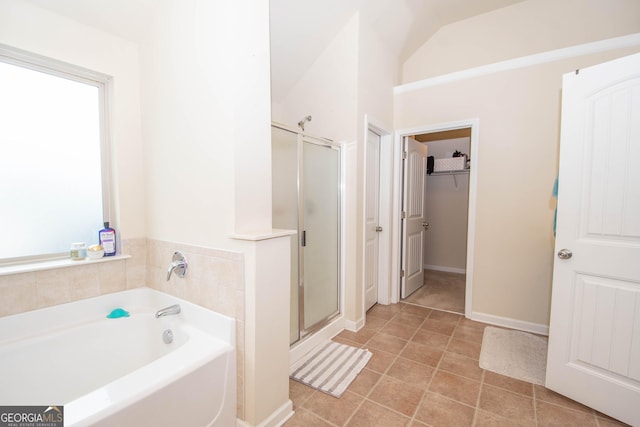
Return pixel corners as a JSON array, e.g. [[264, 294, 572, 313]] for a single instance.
[[271, 123, 343, 345]]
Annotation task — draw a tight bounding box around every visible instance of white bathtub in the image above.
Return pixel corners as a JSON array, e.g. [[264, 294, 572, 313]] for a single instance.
[[0, 288, 236, 426]]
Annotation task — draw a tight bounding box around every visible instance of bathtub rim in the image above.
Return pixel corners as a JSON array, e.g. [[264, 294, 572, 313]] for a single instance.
[[0, 287, 236, 347]]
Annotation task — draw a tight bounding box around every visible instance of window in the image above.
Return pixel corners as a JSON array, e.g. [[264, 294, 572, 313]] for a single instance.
[[0, 45, 112, 263]]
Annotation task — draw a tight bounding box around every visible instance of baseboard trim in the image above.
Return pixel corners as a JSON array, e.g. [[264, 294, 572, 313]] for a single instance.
[[260, 400, 293, 427], [236, 399, 294, 427], [344, 317, 365, 332], [470, 311, 549, 336], [424, 264, 466, 274]]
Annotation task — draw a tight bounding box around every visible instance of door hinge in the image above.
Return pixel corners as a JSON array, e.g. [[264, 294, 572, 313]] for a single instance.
[[401, 269, 405, 278], [401, 211, 406, 219], [402, 151, 407, 160], [301, 230, 306, 247]]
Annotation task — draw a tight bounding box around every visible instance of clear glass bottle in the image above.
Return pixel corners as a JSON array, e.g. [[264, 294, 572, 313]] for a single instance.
[[70, 242, 86, 260]]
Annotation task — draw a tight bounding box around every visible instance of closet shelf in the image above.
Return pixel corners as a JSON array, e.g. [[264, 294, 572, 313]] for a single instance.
[[429, 169, 470, 176]]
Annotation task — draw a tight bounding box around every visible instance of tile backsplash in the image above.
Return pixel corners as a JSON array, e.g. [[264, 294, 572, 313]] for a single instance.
[[0, 238, 146, 317]]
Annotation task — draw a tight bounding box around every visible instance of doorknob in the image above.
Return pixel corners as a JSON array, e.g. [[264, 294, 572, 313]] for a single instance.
[[375, 226, 383, 232], [557, 249, 573, 259], [422, 222, 429, 229]]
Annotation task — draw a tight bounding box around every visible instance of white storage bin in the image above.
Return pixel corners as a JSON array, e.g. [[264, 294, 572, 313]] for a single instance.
[[434, 157, 466, 172]]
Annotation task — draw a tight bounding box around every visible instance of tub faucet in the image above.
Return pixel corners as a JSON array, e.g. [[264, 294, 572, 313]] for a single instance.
[[155, 304, 181, 318], [166, 251, 188, 281]]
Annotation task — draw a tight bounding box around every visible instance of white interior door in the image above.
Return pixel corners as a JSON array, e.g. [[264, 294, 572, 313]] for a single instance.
[[401, 137, 428, 298], [364, 130, 381, 311], [546, 53, 640, 426]]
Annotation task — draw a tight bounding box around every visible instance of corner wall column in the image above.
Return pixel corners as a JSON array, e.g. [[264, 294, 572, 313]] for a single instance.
[[233, 230, 295, 426]]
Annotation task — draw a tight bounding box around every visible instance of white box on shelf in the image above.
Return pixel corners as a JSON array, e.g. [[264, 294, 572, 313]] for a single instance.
[[434, 157, 466, 172]]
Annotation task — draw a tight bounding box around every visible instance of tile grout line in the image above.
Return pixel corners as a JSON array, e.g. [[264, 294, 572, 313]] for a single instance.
[[376, 305, 430, 423], [340, 308, 407, 426], [362, 305, 435, 425], [471, 369, 486, 426], [409, 309, 463, 426], [295, 390, 340, 427], [444, 314, 486, 426], [402, 306, 437, 426], [532, 382, 538, 426]]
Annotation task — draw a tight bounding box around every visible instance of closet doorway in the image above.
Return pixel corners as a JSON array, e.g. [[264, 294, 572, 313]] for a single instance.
[[397, 120, 478, 316]]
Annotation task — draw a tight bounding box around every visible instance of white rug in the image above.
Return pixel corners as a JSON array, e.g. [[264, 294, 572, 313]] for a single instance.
[[479, 327, 548, 385], [290, 340, 372, 398]]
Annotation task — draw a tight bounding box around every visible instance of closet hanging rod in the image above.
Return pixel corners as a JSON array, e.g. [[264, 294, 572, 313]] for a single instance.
[[428, 170, 470, 176]]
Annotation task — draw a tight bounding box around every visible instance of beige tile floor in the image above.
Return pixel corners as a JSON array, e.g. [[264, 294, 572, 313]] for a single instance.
[[403, 270, 465, 314], [284, 303, 629, 427]]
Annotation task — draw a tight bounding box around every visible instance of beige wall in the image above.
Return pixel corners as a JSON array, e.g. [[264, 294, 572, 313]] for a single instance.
[[273, 14, 359, 141], [396, 47, 640, 326], [403, 0, 640, 83], [397, 0, 640, 328], [355, 15, 400, 321], [140, 0, 273, 247]]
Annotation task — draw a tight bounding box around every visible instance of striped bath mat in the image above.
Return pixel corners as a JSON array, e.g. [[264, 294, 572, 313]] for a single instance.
[[290, 340, 372, 398]]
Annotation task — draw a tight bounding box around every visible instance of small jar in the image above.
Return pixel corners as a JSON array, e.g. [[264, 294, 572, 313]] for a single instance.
[[70, 242, 87, 261]]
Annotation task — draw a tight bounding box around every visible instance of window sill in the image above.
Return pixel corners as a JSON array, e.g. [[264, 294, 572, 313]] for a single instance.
[[0, 254, 131, 277]]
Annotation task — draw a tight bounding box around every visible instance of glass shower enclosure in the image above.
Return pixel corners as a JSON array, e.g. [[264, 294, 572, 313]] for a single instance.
[[271, 125, 341, 345]]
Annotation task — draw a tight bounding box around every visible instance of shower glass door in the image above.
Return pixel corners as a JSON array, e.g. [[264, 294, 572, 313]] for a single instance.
[[271, 127, 300, 344], [271, 126, 341, 345], [301, 140, 340, 333]]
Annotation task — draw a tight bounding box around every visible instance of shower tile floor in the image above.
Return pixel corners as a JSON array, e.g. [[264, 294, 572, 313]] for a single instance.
[[284, 303, 628, 427], [403, 269, 465, 314]]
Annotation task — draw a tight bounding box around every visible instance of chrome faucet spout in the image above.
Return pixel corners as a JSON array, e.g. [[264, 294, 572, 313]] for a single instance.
[[155, 304, 181, 318]]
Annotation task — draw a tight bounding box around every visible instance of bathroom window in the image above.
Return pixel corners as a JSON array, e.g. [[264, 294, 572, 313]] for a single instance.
[[0, 46, 112, 263]]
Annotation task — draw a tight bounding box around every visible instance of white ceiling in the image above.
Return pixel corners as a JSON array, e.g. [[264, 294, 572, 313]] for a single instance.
[[23, 0, 524, 101], [24, 0, 158, 43]]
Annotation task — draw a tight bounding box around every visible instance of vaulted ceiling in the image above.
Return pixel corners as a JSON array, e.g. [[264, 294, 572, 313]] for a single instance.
[[270, 0, 524, 101], [24, 0, 525, 101]]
